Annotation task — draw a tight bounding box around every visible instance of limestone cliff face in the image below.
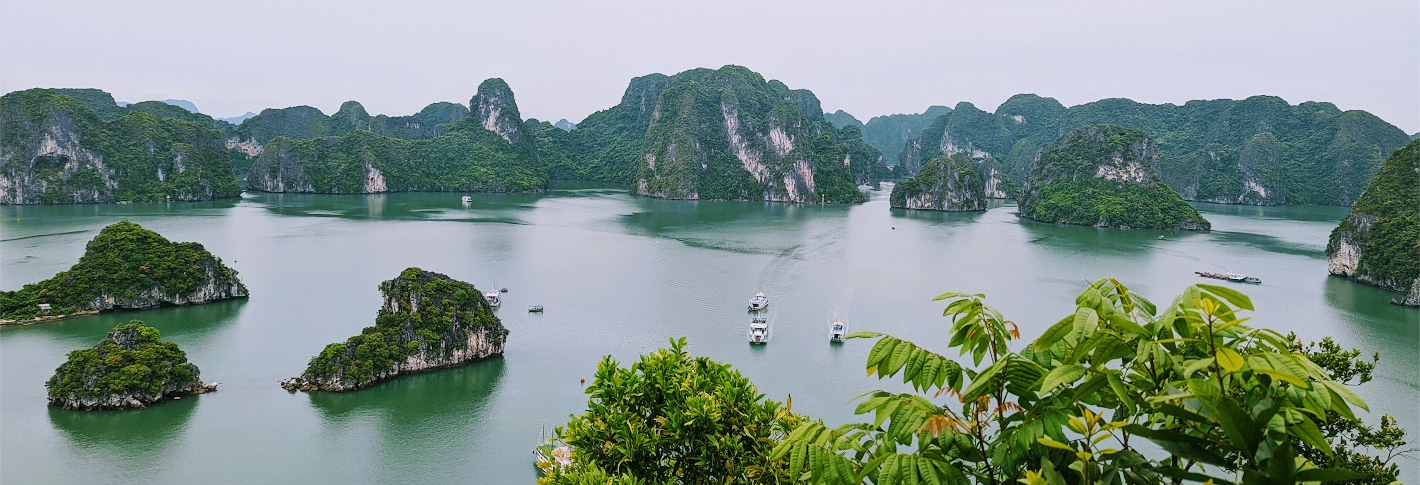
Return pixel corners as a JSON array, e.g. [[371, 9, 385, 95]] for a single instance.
[[890, 154, 986, 211], [630, 66, 881, 204], [46, 322, 213, 410], [1018, 125, 1211, 231], [470, 78, 526, 144], [979, 156, 1013, 199], [0, 89, 240, 204], [282, 268, 509, 392], [1326, 140, 1419, 304]]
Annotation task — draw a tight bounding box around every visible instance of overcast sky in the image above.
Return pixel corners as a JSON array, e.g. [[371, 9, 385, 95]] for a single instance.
[[3, 0, 1417, 132]]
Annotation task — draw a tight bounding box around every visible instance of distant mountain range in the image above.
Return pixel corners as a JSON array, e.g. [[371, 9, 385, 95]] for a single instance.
[[2, 70, 1411, 208]]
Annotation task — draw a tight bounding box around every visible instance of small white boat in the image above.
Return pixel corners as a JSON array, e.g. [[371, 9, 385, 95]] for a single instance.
[[748, 292, 769, 311], [829, 319, 847, 343], [484, 289, 502, 307], [748, 315, 770, 344], [528, 304, 544, 313], [461, 195, 472, 203]]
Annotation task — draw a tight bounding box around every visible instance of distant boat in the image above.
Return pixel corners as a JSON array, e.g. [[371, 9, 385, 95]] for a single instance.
[[485, 289, 503, 307], [829, 319, 847, 343], [748, 292, 769, 311], [528, 304, 544, 313], [461, 195, 472, 203], [748, 315, 770, 344], [1195, 271, 1261, 285]]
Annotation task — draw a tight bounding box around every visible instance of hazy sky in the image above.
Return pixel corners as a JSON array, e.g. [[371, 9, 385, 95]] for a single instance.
[[3, 0, 1417, 132]]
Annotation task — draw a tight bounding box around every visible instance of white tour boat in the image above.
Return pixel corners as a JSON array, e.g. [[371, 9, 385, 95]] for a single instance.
[[748, 292, 769, 311]]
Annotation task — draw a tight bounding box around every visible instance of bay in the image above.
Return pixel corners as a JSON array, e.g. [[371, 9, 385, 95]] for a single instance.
[[2, 183, 1416, 484]]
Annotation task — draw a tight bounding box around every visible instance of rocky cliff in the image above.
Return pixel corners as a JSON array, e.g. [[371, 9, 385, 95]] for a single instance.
[[858, 105, 952, 165], [244, 79, 544, 195], [0, 89, 243, 204], [889, 153, 986, 211], [282, 268, 508, 392], [898, 94, 1409, 206], [589, 65, 885, 203], [1327, 140, 1419, 305], [1018, 125, 1210, 231], [0, 221, 248, 324], [46, 321, 215, 410]]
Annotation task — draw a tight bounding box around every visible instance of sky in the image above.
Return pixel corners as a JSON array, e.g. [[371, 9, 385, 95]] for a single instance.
[[2, 0, 1417, 133]]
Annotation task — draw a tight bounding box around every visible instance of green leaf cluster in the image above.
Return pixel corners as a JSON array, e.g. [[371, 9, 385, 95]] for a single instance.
[[542, 337, 801, 484], [774, 279, 1406, 485], [46, 320, 202, 402], [0, 221, 246, 320]]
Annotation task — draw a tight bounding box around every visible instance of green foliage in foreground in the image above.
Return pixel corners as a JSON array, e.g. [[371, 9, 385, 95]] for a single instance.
[[0, 221, 245, 321], [46, 321, 201, 400], [541, 337, 801, 484], [299, 268, 506, 389], [774, 279, 1408, 484], [1327, 140, 1420, 292]]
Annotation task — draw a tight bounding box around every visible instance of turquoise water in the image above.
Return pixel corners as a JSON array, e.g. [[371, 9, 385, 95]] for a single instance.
[[2, 184, 1415, 483]]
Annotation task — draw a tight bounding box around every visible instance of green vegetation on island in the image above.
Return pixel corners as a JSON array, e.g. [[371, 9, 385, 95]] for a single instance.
[[1327, 140, 1420, 306], [245, 79, 545, 194], [1018, 125, 1211, 230], [0, 89, 243, 204], [283, 268, 509, 392], [898, 94, 1410, 206], [541, 337, 800, 483], [0, 221, 248, 323], [47, 321, 212, 410], [889, 153, 986, 211], [547, 280, 1408, 484], [568, 66, 889, 203]]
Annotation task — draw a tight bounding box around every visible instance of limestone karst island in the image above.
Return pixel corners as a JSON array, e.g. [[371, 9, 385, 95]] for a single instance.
[[1, 2, 1417, 484]]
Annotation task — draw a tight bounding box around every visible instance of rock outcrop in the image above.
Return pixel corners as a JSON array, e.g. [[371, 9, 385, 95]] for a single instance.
[[890, 153, 986, 211], [281, 268, 509, 392], [0, 221, 248, 324], [0, 89, 242, 204], [46, 321, 216, 410], [1018, 125, 1211, 231], [1327, 140, 1419, 306], [470, 79, 526, 144]]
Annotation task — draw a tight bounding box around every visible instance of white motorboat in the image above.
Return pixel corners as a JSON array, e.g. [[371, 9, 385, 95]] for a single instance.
[[461, 195, 473, 203], [748, 315, 770, 344], [748, 292, 769, 311], [484, 289, 502, 307], [829, 319, 847, 343]]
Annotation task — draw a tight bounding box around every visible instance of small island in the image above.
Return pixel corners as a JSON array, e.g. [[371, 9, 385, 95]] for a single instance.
[[890, 153, 987, 211], [281, 268, 509, 392], [1328, 139, 1419, 307], [1017, 125, 1210, 231], [0, 221, 249, 325], [47, 321, 215, 410]]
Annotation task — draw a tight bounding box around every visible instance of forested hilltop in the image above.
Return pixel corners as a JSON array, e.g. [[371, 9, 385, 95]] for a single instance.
[[826, 105, 952, 165], [1327, 139, 1420, 306], [896, 94, 1409, 206], [1018, 125, 1211, 231], [244, 79, 547, 194], [0, 89, 243, 204], [559, 65, 890, 203]]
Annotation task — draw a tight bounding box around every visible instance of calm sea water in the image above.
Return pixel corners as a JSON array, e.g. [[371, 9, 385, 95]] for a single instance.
[[2, 184, 1416, 484]]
